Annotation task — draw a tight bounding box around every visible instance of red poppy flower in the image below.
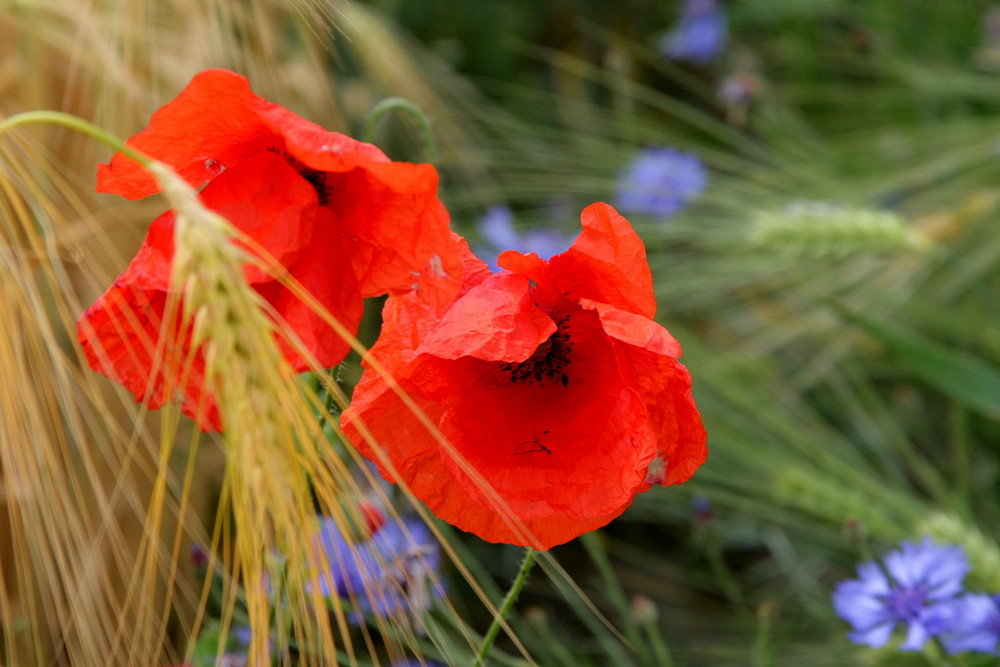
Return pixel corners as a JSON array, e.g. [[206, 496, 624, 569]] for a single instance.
[[341, 203, 707, 550], [78, 69, 461, 431]]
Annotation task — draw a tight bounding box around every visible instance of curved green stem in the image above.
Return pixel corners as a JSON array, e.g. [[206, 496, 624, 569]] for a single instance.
[[0, 110, 150, 166], [361, 97, 437, 164], [473, 547, 538, 667]]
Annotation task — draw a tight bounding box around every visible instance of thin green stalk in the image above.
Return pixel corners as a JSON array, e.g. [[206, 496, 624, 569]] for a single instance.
[[926, 638, 955, 666], [314, 367, 341, 433], [949, 402, 971, 516], [361, 97, 437, 164], [473, 547, 538, 667], [635, 605, 674, 667], [752, 601, 776, 667], [702, 525, 746, 615], [0, 110, 150, 166], [580, 533, 644, 650]]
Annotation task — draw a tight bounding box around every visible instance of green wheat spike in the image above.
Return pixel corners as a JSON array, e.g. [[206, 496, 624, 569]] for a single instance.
[[772, 465, 920, 540], [918, 511, 1000, 591], [748, 201, 933, 259]]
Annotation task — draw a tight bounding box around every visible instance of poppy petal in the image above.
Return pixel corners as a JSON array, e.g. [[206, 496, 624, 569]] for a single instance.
[[334, 163, 462, 307], [198, 151, 317, 284], [653, 361, 707, 486], [454, 233, 494, 293], [341, 364, 649, 550], [579, 298, 682, 357], [497, 249, 548, 278], [77, 263, 222, 430], [417, 273, 557, 362], [254, 206, 364, 370], [97, 69, 268, 199], [549, 202, 656, 318], [616, 348, 707, 487], [436, 380, 657, 519], [257, 105, 391, 172]]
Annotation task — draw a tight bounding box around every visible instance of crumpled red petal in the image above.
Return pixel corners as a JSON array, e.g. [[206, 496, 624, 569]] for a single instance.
[[578, 298, 682, 357], [97, 70, 267, 199], [78, 241, 222, 430], [549, 202, 657, 319], [97, 69, 389, 198], [205, 152, 317, 283], [417, 273, 557, 362], [332, 162, 461, 307]]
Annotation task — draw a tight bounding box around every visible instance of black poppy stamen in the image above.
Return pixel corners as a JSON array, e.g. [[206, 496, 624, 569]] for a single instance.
[[267, 147, 331, 205], [499, 313, 573, 388], [297, 167, 331, 205]]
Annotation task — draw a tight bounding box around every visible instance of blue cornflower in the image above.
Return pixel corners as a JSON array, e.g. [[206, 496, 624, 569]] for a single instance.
[[615, 148, 707, 218], [939, 593, 1000, 656], [476, 205, 572, 273], [832, 538, 970, 651], [659, 0, 727, 65], [692, 494, 712, 523], [193, 624, 264, 667], [314, 515, 442, 620]]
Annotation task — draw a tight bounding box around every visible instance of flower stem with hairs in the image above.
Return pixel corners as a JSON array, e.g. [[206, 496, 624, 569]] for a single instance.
[[473, 547, 538, 667], [362, 96, 437, 164]]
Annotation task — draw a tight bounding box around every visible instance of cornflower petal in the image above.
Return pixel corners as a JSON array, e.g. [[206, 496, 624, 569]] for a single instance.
[[615, 147, 707, 218], [479, 205, 520, 250], [939, 594, 1000, 655], [832, 538, 970, 652], [476, 204, 572, 273], [659, 0, 728, 65], [314, 515, 441, 620]]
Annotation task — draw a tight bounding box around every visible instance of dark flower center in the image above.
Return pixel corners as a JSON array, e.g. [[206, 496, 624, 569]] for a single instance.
[[267, 147, 331, 205], [884, 585, 928, 620], [498, 312, 574, 388]]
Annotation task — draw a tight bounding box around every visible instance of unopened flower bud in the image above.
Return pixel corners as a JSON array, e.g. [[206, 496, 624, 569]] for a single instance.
[[631, 594, 659, 624]]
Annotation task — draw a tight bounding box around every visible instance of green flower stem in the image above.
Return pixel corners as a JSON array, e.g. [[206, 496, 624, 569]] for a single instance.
[[313, 367, 341, 432], [361, 97, 437, 164], [473, 547, 538, 667], [926, 638, 955, 666], [0, 110, 150, 166], [638, 612, 674, 667]]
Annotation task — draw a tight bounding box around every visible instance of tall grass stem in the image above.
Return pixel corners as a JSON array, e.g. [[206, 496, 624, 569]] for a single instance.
[[0, 111, 149, 166]]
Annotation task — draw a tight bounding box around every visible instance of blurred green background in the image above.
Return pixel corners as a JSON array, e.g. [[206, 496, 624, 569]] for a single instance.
[[3, 0, 1000, 664]]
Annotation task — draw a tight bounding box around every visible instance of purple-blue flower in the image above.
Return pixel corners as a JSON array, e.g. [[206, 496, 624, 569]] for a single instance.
[[939, 593, 1000, 655], [314, 515, 442, 620], [658, 0, 727, 65], [476, 205, 572, 273], [832, 538, 970, 651], [692, 494, 712, 523], [205, 625, 263, 667], [615, 148, 707, 217]]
